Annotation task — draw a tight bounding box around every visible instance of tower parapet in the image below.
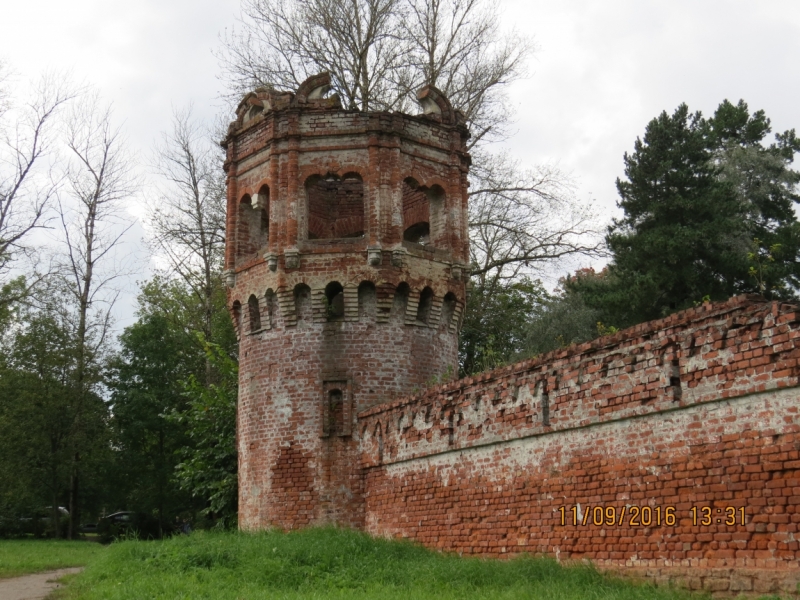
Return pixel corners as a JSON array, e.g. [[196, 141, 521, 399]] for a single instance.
[[223, 73, 470, 529]]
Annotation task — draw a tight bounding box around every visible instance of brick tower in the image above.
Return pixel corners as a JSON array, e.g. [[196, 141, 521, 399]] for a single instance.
[[222, 73, 470, 530]]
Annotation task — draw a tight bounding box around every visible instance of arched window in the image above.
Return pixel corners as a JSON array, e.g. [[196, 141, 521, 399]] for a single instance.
[[265, 288, 277, 328], [402, 178, 429, 244], [231, 300, 242, 336], [427, 185, 445, 246], [324, 281, 344, 320], [294, 284, 312, 324], [402, 179, 446, 247], [358, 281, 376, 320], [236, 193, 269, 262], [392, 282, 410, 323], [306, 173, 364, 239], [256, 184, 270, 242], [441, 292, 457, 329], [416, 287, 434, 324], [248, 295, 261, 332]]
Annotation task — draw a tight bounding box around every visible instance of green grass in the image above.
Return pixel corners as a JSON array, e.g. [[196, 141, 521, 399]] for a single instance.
[[0, 538, 106, 578], [59, 527, 708, 600]]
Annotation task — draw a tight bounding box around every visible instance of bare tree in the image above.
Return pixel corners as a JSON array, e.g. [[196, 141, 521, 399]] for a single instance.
[[468, 150, 602, 293], [220, 0, 409, 110], [403, 0, 530, 147], [0, 69, 74, 307], [59, 91, 137, 537], [0, 60, 10, 120], [148, 106, 227, 381]]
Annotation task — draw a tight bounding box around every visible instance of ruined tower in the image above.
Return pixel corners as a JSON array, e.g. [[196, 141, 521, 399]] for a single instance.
[[223, 73, 470, 530]]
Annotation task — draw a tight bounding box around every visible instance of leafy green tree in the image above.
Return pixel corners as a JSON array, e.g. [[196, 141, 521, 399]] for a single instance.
[[571, 100, 800, 328], [110, 276, 238, 529], [522, 288, 601, 357], [0, 296, 111, 537], [460, 277, 547, 375], [107, 311, 199, 535], [172, 337, 238, 528], [134, 276, 237, 381]]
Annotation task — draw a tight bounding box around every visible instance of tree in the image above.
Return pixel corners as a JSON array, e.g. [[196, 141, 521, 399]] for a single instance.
[[109, 276, 237, 528], [468, 152, 602, 287], [0, 69, 74, 311], [223, 0, 408, 112], [459, 276, 546, 374], [220, 0, 530, 144], [58, 91, 138, 537], [171, 337, 238, 528], [0, 289, 111, 538], [570, 100, 800, 328], [148, 107, 228, 383], [108, 311, 199, 535]]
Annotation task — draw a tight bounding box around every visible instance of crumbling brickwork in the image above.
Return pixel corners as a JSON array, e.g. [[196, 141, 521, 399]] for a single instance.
[[358, 295, 800, 597], [223, 74, 470, 530], [226, 75, 800, 597]]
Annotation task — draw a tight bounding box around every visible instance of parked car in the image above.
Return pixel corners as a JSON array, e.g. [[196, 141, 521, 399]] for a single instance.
[[20, 507, 69, 537], [97, 511, 169, 541]]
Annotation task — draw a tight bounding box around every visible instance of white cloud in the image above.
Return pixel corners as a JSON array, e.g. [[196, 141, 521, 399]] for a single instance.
[[2, 0, 799, 320]]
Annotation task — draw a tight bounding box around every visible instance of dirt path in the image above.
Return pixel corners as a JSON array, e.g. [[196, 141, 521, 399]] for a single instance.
[[0, 568, 83, 600]]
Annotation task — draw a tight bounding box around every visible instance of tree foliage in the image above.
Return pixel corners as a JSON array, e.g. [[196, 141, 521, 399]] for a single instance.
[[0, 291, 111, 537], [172, 337, 239, 528], [570, 100, 800, 328], [459, 277, 546, 374], [109, 276, 238, 529], [108, 312, 198, 534]]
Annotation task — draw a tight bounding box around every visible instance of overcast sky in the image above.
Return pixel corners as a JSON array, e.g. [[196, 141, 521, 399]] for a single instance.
[[2, 0, 799, 331]]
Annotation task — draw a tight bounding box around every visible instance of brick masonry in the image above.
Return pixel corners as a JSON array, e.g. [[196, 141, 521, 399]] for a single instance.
[[226, 76, 800, 597], [224, 74, 470, 531], [359, 295, 800, 597]]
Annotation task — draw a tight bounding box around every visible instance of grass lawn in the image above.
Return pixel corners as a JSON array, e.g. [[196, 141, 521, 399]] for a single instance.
[[58, 527, 710, 600], [0, 538, 106, 578]]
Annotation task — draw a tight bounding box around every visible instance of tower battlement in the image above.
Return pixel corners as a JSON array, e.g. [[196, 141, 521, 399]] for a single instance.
[[224, 73, 471, 529]]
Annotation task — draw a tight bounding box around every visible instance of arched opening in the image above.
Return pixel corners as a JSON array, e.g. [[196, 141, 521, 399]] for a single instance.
[[244, 105, 260, 123], [324, 281, 344, 320], [416, 286, 434, 324], [306, 173, 364, 239], [441, 292, 457, 329], [402, 179, 446, 247], [265, 288, 276, 328], [236, 193, 269, 262], [248, 294, 261, 332], [402, 178, 429, 244], [231, 300, 242, 336], [358, 281, 376, 320], [391, 282, 410, 323], [256, 184, 270, 240], [294, 284, 312, 324]]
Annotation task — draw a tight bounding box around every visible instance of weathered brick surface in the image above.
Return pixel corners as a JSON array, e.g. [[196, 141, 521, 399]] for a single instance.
[[358, 295, 800, 595], [224, 75, 470, 530]]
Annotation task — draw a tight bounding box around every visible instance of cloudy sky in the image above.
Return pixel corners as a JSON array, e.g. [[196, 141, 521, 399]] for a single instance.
[[2, 0, 799, 329]]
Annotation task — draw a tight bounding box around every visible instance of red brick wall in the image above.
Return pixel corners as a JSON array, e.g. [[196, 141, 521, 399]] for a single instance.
[[402, 180, 429, 232], [358, 296, 800, 596], [225, 77, 470, 532]]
